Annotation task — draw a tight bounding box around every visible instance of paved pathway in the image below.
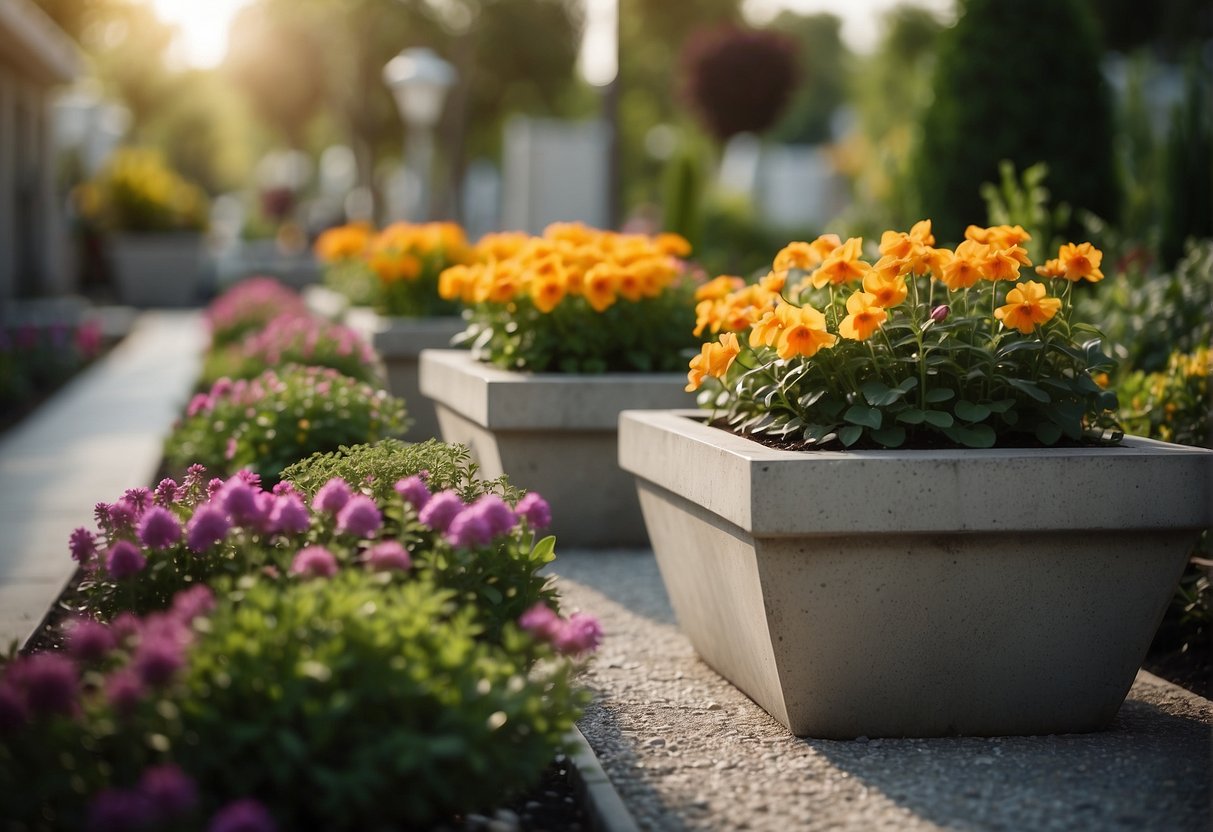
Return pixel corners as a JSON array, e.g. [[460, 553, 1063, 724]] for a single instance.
[[550, 550, 1212, 832], [0, 312, 204, 649]]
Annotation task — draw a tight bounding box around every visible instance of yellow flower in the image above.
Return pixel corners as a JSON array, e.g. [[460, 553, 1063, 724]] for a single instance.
[[695, 275, 745, 302], [774, 303, 836, 360], [685, 332, 741, 392], [838, 292, 888, 341], [938, 240, 988, 290], [861, 269, 908, 308], [994, 281, 1062, 334], [811, 237, 870, 288], [1056, 242, 1105, 282], [584, 264, 618, 312]]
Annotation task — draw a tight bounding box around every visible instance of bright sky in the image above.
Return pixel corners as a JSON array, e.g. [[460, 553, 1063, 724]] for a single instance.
[[150, 0, 957, 72], [149, 0, 250, 68]]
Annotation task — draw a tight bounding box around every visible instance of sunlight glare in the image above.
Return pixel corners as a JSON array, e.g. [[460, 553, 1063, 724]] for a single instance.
[[149, 0, 250, 68]]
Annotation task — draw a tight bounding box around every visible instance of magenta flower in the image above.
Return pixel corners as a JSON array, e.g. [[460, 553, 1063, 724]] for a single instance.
[[394, 475, 431, 510], [154, 478, 181, 506], [105, 669, 145, 715], [519, 603, 563, 642], [224, 437, 238, 461], [554, 613, 604, 656], [472, 495, 516, 537], [138, 763, 198, 819], [171, 585, 216, 623], [270, 494, 310, 535], [68, 618, 115, 662], [208, 798, 278, 832], [515, 493, 552, 530], [106, 540, 146, 579], [312, 478, 353, 515], [221, 479, 261, 524], [366, 541, 411, 572], [138, 506, 182, 550], [272, 481, 302, 498], [0, 682, 27, 732], [336, 496, 382, 538], [106, 501, 136, 531], [15, 653, 78, 717], [187, 392, 212, 417], [132, 636, 185, 687], [110, 613, 141, 645], [446, 510, 492, 548], [291, 545, 338, 579], [124, 488, 152, 512], [69, 527, 98, 563], [418, 490, 464, 533], [186, 505, 230, 552], [87, 788, 156, 832], [206, 478, 224, 498]]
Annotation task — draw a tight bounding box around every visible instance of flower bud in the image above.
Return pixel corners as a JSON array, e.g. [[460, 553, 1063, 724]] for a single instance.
[[930, 305, 950, 323]]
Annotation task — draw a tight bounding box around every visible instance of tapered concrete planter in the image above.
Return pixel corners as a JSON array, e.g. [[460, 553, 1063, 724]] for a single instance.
[[110, 233, 206, 307], [619, 409, 1213, 738], [346, 310, 464, 442], [420, 349, 693, 547]]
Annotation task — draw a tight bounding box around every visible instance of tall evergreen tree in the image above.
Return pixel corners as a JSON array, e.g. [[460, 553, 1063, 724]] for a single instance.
[[912, 0, 1120, 240]]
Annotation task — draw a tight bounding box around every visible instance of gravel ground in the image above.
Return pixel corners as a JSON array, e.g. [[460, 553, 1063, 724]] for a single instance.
[[549, 549, 1212, 832]]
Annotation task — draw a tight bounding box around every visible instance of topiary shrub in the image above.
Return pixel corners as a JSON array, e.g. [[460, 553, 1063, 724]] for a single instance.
[[912, 0, 1120, 239]]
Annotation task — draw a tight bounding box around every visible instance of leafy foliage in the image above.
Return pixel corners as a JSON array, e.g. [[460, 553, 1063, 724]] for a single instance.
[[165, 365, 408, 483]]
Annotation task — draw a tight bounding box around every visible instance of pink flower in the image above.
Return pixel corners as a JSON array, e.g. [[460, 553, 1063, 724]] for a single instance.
[[519, 603, 563, 642], [110, 613, 142, 645], [394, 475, 431, 510], [446, 510, 492, 548], [138, 506, 182, 550], [67, 618, 115, 662], [418, 490, 464, 533], [187, 393, 212, 417], [171, 586, 216, 623], [312, 478, 353, 515], [105, 669, 145, 715], [269, 494, 310, 535], [553, 613, 603, 656], [13, 653, 78, 716], [186, 505, 229, 552], [471, 495, 516, 537], [224, 437, 238, 461], [930, 304, 950, 323], [208, 798, 278, 832], [366, 541, 411, 572], [336, 496, 382, 538], [515, 493, 552, 530], [138, 763, 198, 820], [290, 545, 338, 579], [106, 541, 146, 579], [220, 479, 261, 524], [154, 478, 181, 506], [106, 501, 136, 531], [69, 527, 97, 563], [124, 488, 152, 512], [87, 788, 156, 832], [132, 636, 185, 687]]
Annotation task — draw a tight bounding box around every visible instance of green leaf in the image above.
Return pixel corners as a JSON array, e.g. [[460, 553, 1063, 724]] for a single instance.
[[998, 340, 1043, 356], [986, 398, 1015, 413], [1005, 378, 1051, 402], [945, 423, 997, 448], [896, 377, 919, 392], [1035, 421, 1063, 445], [924, 388, 955, 403], [861, 381, 907, 407], [870, 426, 906, 448], [896, 408, 927, 425], [954, 400, 992, 422], [531, 535, 557, 564], [480, 585, 503, 606], [922, 410, 954, 428], [838, 425, 863, 447], [843, 404, 883, 429]]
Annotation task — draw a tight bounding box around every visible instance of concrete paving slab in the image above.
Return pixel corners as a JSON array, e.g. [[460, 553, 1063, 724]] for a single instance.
[[0, 312, 204, 648], [550, 549, 1212, 832]]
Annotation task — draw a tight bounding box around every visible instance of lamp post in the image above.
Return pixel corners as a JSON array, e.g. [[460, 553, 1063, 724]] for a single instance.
[[383, 48, 456, 222]]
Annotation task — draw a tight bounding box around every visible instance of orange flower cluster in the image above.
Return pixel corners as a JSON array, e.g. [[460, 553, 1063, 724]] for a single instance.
[[437, 223, 691, 314], [314, 221, 471, 284], [687, 221, 1107, 390]]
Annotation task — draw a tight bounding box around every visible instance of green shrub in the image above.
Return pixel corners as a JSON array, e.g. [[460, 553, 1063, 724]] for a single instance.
[[165, 365, 408, 483], [1116, 347, 1209, 446], [912, 0, 1119, 238]]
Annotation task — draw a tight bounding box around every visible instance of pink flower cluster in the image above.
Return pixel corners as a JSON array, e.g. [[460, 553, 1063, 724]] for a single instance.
[[0, 586, 214, 733], [86, 763, 199, 831], [519, 603, 603, 656], [185, 365, 371, 420], [396, 475, 552, 549], [239, 312, 376, 370], [205, 276, 306, 340]]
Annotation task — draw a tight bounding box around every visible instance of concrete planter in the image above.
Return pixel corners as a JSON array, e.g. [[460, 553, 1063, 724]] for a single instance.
[[301, 285, 351, 321], [420, 349, 693, 548], [619, 409, 1213, 738], [110, 233, 206, 308], [345, 310, 465, 442]]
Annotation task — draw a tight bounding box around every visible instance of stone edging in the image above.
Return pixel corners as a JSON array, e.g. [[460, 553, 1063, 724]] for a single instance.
[[566, 726, 642, 832]]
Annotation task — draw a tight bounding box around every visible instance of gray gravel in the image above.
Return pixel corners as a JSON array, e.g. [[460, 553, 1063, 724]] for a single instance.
[[549, 549, 1212, 832]]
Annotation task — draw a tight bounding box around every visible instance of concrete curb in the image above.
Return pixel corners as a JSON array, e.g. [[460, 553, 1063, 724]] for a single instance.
[[566, 726, 643, 832]]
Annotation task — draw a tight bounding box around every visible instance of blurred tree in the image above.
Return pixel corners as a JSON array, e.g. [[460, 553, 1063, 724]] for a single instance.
[[1159, 60, 1213, 268], [1086, 0, 1213, 57], [912, 0, 1120, 240], [768, 12, 850, 145], [678, 24, 799, 142]]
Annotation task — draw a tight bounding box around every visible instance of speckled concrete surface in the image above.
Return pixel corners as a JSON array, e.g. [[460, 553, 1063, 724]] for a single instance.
[[549, 549, 1212, 832]]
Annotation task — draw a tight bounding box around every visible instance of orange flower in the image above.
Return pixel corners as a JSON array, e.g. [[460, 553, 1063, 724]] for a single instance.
[[1034, 258, 1066, 279], [861, 268, 908, 308], [438, 264, 478, 302], [774, 303, 837, 360], [529, 270, 566, 313], [938, 240, 988, 290], [1056, 242, 1104, 282], [685, 332, 741, 391], [966, 224, 1031, 250], [478, 261, 523, 304], [314, 223, 372, 262], [773, 234, 841, 274], [994, 281, 1062, 334], [695, 275, 745, 302], [369, 250, 421, 283], [980, 246, 1026, 282], [811, 237, 870, 288], [584, 264, 619, 312], [838, 292, 887, 341], [654, 232, 692, 258]]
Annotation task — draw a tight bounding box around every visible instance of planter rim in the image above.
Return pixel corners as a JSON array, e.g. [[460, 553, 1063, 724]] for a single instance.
[[345, 308, 466, 355], [619, 408, 1213, 536], [419, 349, 692, 430]]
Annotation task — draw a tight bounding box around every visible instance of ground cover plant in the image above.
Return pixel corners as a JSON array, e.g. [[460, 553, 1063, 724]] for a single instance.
[[0, 318, 105, 423]]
